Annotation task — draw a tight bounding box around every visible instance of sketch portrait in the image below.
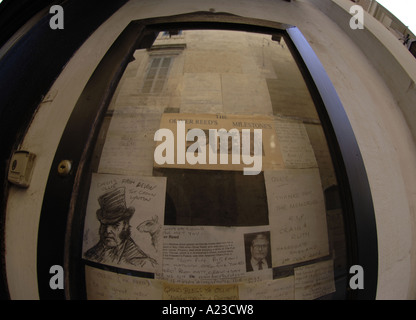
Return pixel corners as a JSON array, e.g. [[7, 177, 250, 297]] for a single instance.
[[244, 231, 272, 272], [82, 174, 166, 273], [84, 187, 157, 268]]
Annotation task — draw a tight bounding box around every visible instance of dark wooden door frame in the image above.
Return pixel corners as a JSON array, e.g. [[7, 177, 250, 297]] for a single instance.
[[31, 12, 377, 300]]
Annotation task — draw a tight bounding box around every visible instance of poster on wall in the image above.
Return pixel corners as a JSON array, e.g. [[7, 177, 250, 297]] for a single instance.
[[82, 173, 167, 274]]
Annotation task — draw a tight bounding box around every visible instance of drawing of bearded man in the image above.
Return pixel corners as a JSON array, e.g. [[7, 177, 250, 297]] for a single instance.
[[84, 187, 156, 269]]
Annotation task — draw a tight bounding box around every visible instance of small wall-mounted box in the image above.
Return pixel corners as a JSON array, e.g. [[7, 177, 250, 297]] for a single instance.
[[8, 151, 36, 188]]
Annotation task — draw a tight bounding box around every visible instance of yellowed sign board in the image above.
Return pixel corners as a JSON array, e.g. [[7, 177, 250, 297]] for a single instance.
[[153, 113, 284, 173]]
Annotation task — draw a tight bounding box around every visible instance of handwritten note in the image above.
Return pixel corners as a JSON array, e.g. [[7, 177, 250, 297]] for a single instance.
[[294, 260, 335, 300], [221, 74, 274, 115], [238, 276, 294, 300], [163, 283, 238, 300], [304, 123, 337, 189], [85, 265, 163, 300], [98, 111, 161, 176], [180, 73, 223, 113], [274, 119, 317, 169], [264, 169, 329, 267]]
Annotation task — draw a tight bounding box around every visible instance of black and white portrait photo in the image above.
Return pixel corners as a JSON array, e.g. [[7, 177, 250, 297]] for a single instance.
[[244, 231, 272, 272]]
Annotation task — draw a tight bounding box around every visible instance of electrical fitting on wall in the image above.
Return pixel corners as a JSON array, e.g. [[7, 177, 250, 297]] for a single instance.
[[8, 150, 36, 188]]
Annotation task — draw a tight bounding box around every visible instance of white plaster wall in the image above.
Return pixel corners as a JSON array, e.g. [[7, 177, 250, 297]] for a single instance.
[[307, 0, 416, 300], [5, 0, 416, 299]]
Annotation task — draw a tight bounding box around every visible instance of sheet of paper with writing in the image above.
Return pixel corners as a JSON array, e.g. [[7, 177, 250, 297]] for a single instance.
[[82, 173, 166, 274], [264, 168, 329, 267], [294, 260, 335, 300], [98, 110, 161, 176], [274, 119, 318, 169], [163, 283, 239, 300], [238, 276, 294, 300], [159, 225, 273, 285], [85, 265, 163, 300]]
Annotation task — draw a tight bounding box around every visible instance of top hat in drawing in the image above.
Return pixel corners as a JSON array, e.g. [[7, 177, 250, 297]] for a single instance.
[[96, 187, 135, 224]]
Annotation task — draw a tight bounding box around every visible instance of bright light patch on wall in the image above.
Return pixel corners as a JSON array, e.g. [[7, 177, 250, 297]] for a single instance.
[[377, 0, 416, 34]]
